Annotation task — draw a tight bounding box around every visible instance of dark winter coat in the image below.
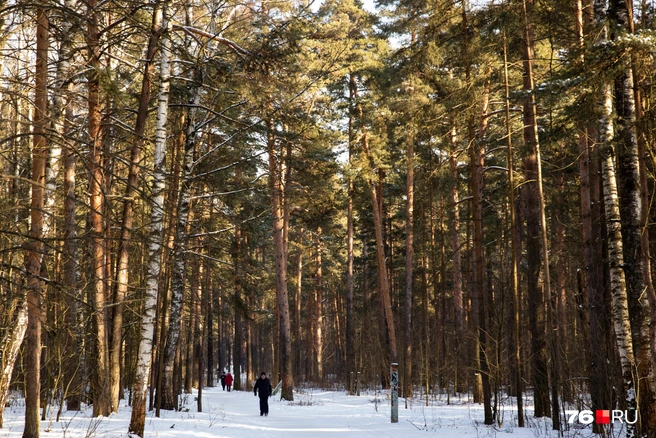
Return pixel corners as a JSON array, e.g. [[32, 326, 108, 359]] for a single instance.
[[254, 376, 272, 398]]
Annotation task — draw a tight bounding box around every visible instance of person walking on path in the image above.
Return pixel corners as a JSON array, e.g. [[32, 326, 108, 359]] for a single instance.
[[220, 371, 226, 391], [225, 372, 234, 392], [254, 372, 272, 416]]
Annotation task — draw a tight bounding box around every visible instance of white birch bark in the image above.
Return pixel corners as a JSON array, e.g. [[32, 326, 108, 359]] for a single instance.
[[0, 302, 28, 428], [160, 65, 201, 412], [600, 82, 638, 438], [128, 2, 169, 435]]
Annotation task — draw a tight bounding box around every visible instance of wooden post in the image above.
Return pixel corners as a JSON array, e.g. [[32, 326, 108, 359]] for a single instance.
[[356, 372, 361, 396], [391, 363, 399, 423], [350, 372, 354, 395]]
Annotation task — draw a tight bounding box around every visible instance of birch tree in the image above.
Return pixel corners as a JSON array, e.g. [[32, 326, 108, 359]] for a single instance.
[[111, 0, 164, 412], [129, 1, 170, 434]]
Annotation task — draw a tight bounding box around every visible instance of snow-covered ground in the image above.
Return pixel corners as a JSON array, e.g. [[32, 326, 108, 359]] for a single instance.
[[0, 386, 615, 437]]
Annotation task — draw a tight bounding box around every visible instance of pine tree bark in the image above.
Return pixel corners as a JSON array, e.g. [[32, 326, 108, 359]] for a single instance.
[[295, 232, 303, 379], [128, 3, 170, 432], [351, 75, 398, 364], [87, 0, 111, 417], [233, 223, 243, 390], [449, 124, 464, 341], [23, 10, 48, 437], [520, 0, 550, 418], [315, 229, 324, 381], [50, 0, 82, 411], [267, 119, 294, 400], [403, 134, 414, 400], [503, 36, 524, 426], [469, 85, 493, 425], [346, 76, 356, 392]]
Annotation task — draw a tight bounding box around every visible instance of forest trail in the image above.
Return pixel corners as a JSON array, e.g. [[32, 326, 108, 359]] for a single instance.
[[0, 386, 557, 437]]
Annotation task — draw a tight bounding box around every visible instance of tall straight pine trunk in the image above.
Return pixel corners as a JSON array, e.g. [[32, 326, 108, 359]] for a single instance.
[[351, 76, 397, 365], [87, 0, 112, 417], [346, 74, 356, 391], [403, 132, 414, 400], [502, 36, 524, 426], [23, 10, 48, 438], [520, 0, 550, 418], [267, 120, 294, 400]]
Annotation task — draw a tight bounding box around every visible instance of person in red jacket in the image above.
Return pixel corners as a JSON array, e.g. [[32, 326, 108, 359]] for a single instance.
[[225, 372, 234, 392]]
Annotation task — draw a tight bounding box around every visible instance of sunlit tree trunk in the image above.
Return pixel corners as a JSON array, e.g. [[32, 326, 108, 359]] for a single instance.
[[267, 119, 294, 400], [23, 10, 48, 437], [449, 123, 463, 341], [87, 0, 112, 417], [346, 76, 356, 392], [352, 75, 398, 364], [403, 132, 414, 400], [315, 229, 324, 381]]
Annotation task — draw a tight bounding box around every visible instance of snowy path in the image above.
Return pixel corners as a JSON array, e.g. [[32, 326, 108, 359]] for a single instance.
[[1, 386, 597, 437]]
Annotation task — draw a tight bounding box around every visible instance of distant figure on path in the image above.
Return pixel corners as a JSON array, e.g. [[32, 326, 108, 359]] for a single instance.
[[220, 371, 226, 391], [225, 372, 234, 392], [253, 372, 272, 416]]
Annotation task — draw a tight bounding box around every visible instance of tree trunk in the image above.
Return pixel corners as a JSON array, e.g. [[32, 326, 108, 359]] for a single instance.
[[206, 256, 214, 387], [129, 3, 170, 432], [295, 232, 303, 380], [579, 2, 613, 431], [161, 77, 200, 410], [351, 75, 398, 364], [87, 0, 112, 417], [600, 83, 638, 437], [449, 124, 464, 341], [22, 12, 49, 437], [233, 224, 243, 390], [315, 229, 324, 381], [608, 0, 656, 430], [346, 77, 356, 392], [403, 131, 414, 400], [469, 86, 493, 425], [111, 0, 163, 412], [267, 119, 294, 401], [520, 0, 550, 418], [503, 36, 524, 427]]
